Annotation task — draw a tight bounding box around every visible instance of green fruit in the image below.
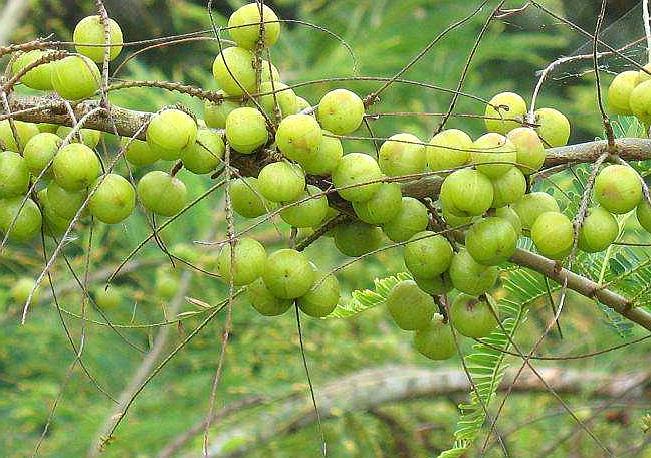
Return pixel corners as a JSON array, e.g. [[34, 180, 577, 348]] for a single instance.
[[231, 177, 271, 218], [51, 55, 100, 100], [56, 126, 101, 148], [52, 143, 100, 191], [317, 89, 365, 135], [534, 107, 570, 147], [156, 270, 180, 300], [295, 96, 311, 112], [275, 114, 322, 163], [89, 174, 135, 224], [46, 182, 86, 219], [378, 133, 426, 177], [11, 277, 40, 305], [260, 59, 280, 83], [225, 106, 268, 154], [93, 285, 123, 309], [0, 197, 42, 242], [247, 278, 292, 316], [333, 221, 383, 257], [594, 165, 643, 214], [637, 199, 651, 233], [300, 129, 343, 176], [465, 217, 518, 265], [0, 151, 29, 198], [259, 81, 297, 118], [484, 92, 527, 135], [507, 127, 546, 174], [297, 271, 340, 318], [413, 274, 452, 296], [450, 293, 497, 338], [352, 182, 402, 224], [427, 129, 472, 172], [448, 249, 498, 295], [472, 133, 517, 178], [442, 207, 474, 229], [531, 211, 574, 260], [38, 124, 59, 134], [181, 129, 224, 174], [262, 249, 315, 299], [579, 207, 618, 253], [385, 279, 436, 330], [280, 185, 328, 228], [490, 166, 526, 208], [212, 47, 257, 96], [204, 93, 240, 129], [217, 237, 267, 286], [607, 71, 638, 115], [630, 80, 651, 125], [137, 171, 187, 217], [0, 120, 39, 152], [121, 138, 159, 166], [495, 206, 522, 235], [73, 15, 123, 62], [403, 231, 453, 278], [228, 3, 280, 50], [12, 50, 54, 90], [382, 197, 429, 242], [413, 314, 456, 360], [512, 192, 560, 230], [38, 188, 72, 236], [147, 109, 198, 160], [257, 161, 305, 202], [23, 133, 61, 176], [439, 168, 493, 217], [332, 153, 382, 202]]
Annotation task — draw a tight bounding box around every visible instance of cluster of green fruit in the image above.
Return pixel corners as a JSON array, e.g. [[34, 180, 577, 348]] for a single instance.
[[608, 63, 651, 125]]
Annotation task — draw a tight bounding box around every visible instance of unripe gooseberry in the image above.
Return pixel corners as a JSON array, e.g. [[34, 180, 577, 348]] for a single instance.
[[212, 47, 257, 96], [295, 96, 311, 112], [204, 92, 240, 129], [507, 127, 546, 174], [230, 177, 272, 218], [382, 197, 429, 242], [260, 59, 280, 83], [299, 129, 343, 176], [331, 153, 383, 202], [38, 188, 73, 237], [11, 50, 54, 90], [465, 217, 518, 265], [93, 286, 123, 309], [413, 273, 452, 296], [534, 107, 570, 147], [490, 166, 526, 208], [378, 133, 427, 177], [530, 211, 574, 260], [225, 106, 268, 154], [257, 161, 305, 203], [439, 168, 493, 217], [0, 197, 42, 242], [23, 133, 61, 177], [426, 129, 472, 172], [52, 143, 100, 191], [73, 15, 124, 62], [403, 231, 453, 278], [593, 164, 643, 214], [89, 174, 136, 224], [0, 151, 29, 198], [259, 81, 297, 118], [275, 114, 322, 164], [181, 129, 224, 174], [495, 205, 522, 235], [156, 269, 180, 300], [280, 185, 328, 228], [316, 89, 365, 135], [607, 71, 638, 116], [413, 314, 456, 360], [228, 3, 280, 50], [262, 249, 315, 299], [448, 249, 499, 295], [147, 109, 198, 160], [385, 279, 436, 330], [121, 138, 160, 167], [51, 55, 100, 100], [578, 207, 619, 253], [217, 237, 267, 286], [333, 221, 383, 257], [484, 92, 527, 135], [297, 271, 341, 318], [38, 124, 59, 134], [511, 191, 560, 230], [0, 120, 39, 152], [137, 171, 187, 217], [472, 133, 517, 178], [442, 207, 474, 229], [629, 80, 651, 125], [46, 182, 86, 219], [247, 278, 292, 316], [352, 182, 402, 225], [450, 293, 498, 338], [11, 277, 40, 305], [637, 200, 651, 233], [56, 126, 101, 148]]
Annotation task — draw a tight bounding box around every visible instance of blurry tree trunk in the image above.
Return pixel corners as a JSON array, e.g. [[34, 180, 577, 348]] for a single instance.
[[0, 0, 29, 45]]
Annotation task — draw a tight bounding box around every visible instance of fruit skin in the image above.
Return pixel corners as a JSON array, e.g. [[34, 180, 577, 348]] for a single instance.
[[426, 129, 472, 172], [230, 177, 271, 218], [465, 217, 518, 265], [52, 143, 100, 191], [300, 130, 343, 176], [11, 278, 40, 305], [12, 50, 54, 90], [382, 197, 429, 242], [495, 206, 522, 235], [637, 200, 651, 233], [385, 280, 436, 331], [507, 127, 546, 174], [484, 92, 527, 135], [0, 151, 29, 198], [73, 15, 124, 62], [46, 182, 86, 219], [259, 81, 297, 118], [212, 47, 257, 96], [630, 80, 651, 125], [257, 161, 305, 203], [439, 168, 493, 217], [490, 166, 526, 208], [93, 286, 123, 309], [51, 55, 100, 100], [378, 133, 426, 177], [23, 133, 61, 177], [413, 314, 456, 360], [450, 293, 497, 338], [280, 185, 328, 228], [333, 221, 383, 257], [413, 274, 452, 295], [204, 93, 240, 129], [275, 114, 322, 164], [156, 269, 180, 300], [472, 133, 517, 178], [579, 207, 618, 253], [295, 96, 311, 112], [448, 249, 499, 295], [181, 129, 224, 174], [225, 106, 268, 154], [247, 278, 292, 316], [317, 89, 365, 135], [38, 124, 59, 134], [530, 211, 574, 260], [297, 271, 340, 318], [38, 188, 72, 236], [228, 3, 280, 50], [0, 197, 42, 242], [137, 171, 187, 217], [89, 174, 136, 224], [534, 107, 570, 147], [147, 109, 198, 160], [352, 182, 402, 225], [332, 153, 383, 203], [56, 126, 101, 148], [608, 71, 638, 115], [121, 138, 159, 166], [442, 208, 474, 229], [594, 165, 643, 214], [512, 192, 560, 230], [262, 249, 315, 299], [403, 231, 453, 278], [0, 120, 39, 152], [217, 238, 267, 286]]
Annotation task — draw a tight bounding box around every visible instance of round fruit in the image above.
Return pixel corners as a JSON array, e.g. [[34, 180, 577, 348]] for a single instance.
[[257, 161, 305, 203], [11, 277, 39, 305], [316, 89, 365, 135], [38, 188, 72, 237], [465, 217, 518, 265], [11, 50, 54, 90], [578, 207, 618, 253], [382, 197, 429, 242], [385, 280, 436, 330], [147, 109, 198, 160], [217, 237, 267, 286], [413, 314, 456, 360], [51, 55, 100, 100], [259, 81, 297, 118], [300, 130, 343, 176], [38, 124, 58, 134], [0, 120, 39, 152], [0, 197, 42, 242], [507, 127, 546, 174], [156, 269, 180, 300], [46, 182, 86, 219], [297, 271, 340, 318], [630, 80, 651, 125], [262, 249, 315, 299], [52, 143, 100, 191], [490, 166, 526, 208], [23, 133, 61, 176], [403, 231, 453, 278], [534, 107, 570, 147], [230, 177, 271, 218], [225, 106, 268, 154], [56, 126, 101, 148], [280, 185, 328, 228], [594, 165, 643, 214], [512, 192, 560, 230], [426, 129, 472, 172], [637, 200, 651, 233], [275, 114, 322, 163], [448, 249, 499, 295], [442, 207, 474, 229], [73, 15, 124, 62], [332, 153, 383, 202], [472, 133, 517, 178], [204, 93, 240, 129], [228, 3, 280, 50], [413, 274, 452, 296], [530, 211, 574, 260], [495, 206, 522, 235], [0, 151, 29, 198], [378, 133, 426, 177], [181, 129, 224, 174], [212, 46, 257, 96], [439, 168, 493, 217], [93, 286, 123, 309], [88, 174, 136, 224], [333, 221, 383, 257], [295, 96, 311, 112], [260, 59, 280, 83], [247, 278, 292, 316], [137, 171, 187, 217], [121, 138, 159, 166], [352, 182, 402, 225], [484, 92, 527, 135], [450, 293, 497, 338], [607, 71, 638, 115]]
